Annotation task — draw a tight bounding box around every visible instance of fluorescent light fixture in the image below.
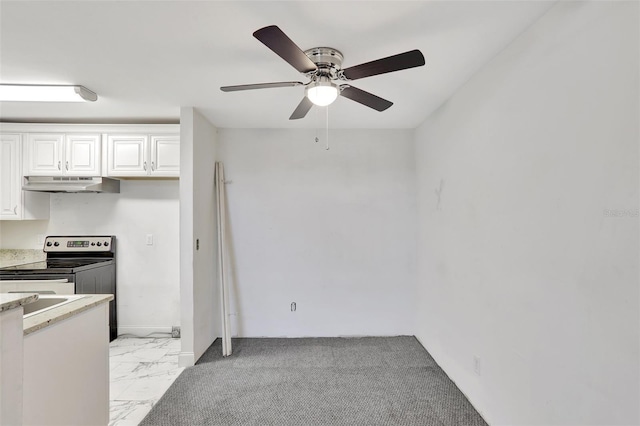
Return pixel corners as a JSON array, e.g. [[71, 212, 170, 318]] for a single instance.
[[306, 77, 338, 107], [0, 84, 98, 102]]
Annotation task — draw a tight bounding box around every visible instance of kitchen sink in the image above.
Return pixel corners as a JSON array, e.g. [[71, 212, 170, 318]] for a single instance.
[[23, 295, 84, 317]]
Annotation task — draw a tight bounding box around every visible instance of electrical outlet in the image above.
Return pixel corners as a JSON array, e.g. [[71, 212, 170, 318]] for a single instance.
[[146, 234, 153, 245], [473, 356, 481, 376], [171, 326, 181, 338], [36, 234, 45, 247]]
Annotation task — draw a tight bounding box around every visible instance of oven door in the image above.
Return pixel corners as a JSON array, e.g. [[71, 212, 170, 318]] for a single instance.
[[0, 278, 74, 294]]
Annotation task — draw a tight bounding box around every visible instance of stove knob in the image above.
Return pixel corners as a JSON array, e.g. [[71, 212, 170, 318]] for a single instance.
[[53, 242, 59, 247], [104, 241, 109, 247], [46, 242, 52, 247], [91, 242, 95, 246], [96, 242, 102, 247]]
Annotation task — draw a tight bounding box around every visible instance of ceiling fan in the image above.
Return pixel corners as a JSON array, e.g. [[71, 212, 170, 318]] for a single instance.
[[220, 25, 426, 120]]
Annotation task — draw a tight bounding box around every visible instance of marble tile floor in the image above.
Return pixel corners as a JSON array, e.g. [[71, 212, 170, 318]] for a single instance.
[[109, 337, 184, 426]]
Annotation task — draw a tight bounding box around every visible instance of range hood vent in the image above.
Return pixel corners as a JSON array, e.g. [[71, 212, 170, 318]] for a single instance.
[[22, 176, 120, 193]]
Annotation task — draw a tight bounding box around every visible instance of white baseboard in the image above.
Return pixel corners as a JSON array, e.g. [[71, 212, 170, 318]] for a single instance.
[[117, 326, 173, 337], [179, 352, 195, 367]]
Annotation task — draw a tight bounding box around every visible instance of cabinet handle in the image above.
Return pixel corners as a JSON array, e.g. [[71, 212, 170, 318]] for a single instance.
[[151, 161, 155, 171], [13, 206, 17, 214], [143, 161, 147, 171], [57, 161, 61, 170], [65, 161, 69, 171]]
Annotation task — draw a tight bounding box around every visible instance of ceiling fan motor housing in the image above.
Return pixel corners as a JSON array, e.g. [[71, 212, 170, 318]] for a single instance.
[[304, 47, 344, 79]]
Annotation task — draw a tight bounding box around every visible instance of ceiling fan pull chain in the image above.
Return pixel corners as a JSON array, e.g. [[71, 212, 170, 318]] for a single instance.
[[325, 106, 330, 151], [315, 104, 320, 143]]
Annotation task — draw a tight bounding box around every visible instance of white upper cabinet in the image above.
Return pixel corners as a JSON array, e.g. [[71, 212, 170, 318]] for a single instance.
[[150, 135, 180, 176], [106, 135, 149, 177], [26, 133, 101, 176], [107, 134, 179, 178], [65, 134, 101, 176], [0, 134, 22, 219], [0, 133, 50, 221], [26, 134, 64, 175]]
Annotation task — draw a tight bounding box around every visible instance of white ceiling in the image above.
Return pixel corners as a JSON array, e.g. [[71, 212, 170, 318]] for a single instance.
[[0, 1, 555, 129]]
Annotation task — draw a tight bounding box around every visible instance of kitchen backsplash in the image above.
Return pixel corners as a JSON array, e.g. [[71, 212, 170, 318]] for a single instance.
[[0, 249, 45, 268]]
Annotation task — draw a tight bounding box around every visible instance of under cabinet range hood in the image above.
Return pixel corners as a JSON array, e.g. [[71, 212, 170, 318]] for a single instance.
[[22, 176, 120, 193]]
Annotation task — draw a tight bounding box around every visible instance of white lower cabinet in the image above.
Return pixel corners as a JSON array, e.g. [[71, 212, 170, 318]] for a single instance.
[[106, 134, 179, 177], [0, 307, 23, 426], [0, 134, 49, 220], [22, 303, 110, 426]]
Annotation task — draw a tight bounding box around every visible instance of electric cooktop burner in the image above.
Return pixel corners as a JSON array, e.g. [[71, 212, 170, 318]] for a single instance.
[[0, 259, 113, 271]]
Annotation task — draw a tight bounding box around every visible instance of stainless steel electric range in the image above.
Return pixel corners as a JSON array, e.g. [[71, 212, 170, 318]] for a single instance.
[[0, 236, 117, 341]]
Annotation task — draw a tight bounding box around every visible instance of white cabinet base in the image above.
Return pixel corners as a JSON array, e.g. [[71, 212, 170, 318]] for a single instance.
[[22, 304, 109, 426], [0, 308, 24, 426]]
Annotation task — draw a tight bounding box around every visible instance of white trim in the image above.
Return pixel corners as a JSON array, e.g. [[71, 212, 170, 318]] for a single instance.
[[117, 326, 173, 337], [0, 122, 179, 134], [178, 352, 195, 367]]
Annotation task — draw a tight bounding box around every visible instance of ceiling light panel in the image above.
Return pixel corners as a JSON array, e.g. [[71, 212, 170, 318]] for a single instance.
[[0, 85, 98, 102]]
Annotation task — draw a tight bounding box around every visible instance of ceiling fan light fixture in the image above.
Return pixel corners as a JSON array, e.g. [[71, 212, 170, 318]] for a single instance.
[[0, 84, 98, 102], [306, 77, 338, 107]]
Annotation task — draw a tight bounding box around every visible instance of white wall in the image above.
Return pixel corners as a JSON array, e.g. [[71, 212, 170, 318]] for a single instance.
[[414, 2, 639, 425], [179, 107, 220, 366], [0, 180, 180, 335], [217, 128, 416, 337]]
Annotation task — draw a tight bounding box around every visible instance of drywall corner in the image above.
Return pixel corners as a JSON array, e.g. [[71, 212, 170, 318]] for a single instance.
[[179, 107, 221, 366], [179, 107, 195, 366]]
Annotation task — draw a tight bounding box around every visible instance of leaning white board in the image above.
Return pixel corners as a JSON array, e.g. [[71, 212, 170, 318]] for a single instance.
[[215, 162, 232, 357]]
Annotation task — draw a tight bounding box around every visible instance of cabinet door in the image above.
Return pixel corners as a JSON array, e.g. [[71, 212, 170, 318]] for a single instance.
[[150, 135, 180, 177], [106, 135, 149, 177], [0, 134, 22, 219], [65, 134, 101, 176], [26, 134, 64, 176]]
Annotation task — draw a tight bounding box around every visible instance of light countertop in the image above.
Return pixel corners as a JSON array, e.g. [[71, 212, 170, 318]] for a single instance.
[[0, 293, 39, 312], [23, 294, 114, 335], [0, 249, 45, 268]]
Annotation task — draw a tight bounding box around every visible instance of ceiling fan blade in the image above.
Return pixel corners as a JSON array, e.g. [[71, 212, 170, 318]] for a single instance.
[[341, 50, 425, 81], [289, 96, 313, 120], [253, 25, 317, 74], [340, 85, 393, 111], [220, 81, 304, 92]]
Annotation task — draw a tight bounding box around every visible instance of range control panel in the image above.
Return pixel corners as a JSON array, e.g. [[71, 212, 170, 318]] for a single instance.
[[43, 236, 115, 252]]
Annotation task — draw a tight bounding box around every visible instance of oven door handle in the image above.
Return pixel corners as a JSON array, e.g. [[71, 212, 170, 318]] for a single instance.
[[0, 278, 73, 295]]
